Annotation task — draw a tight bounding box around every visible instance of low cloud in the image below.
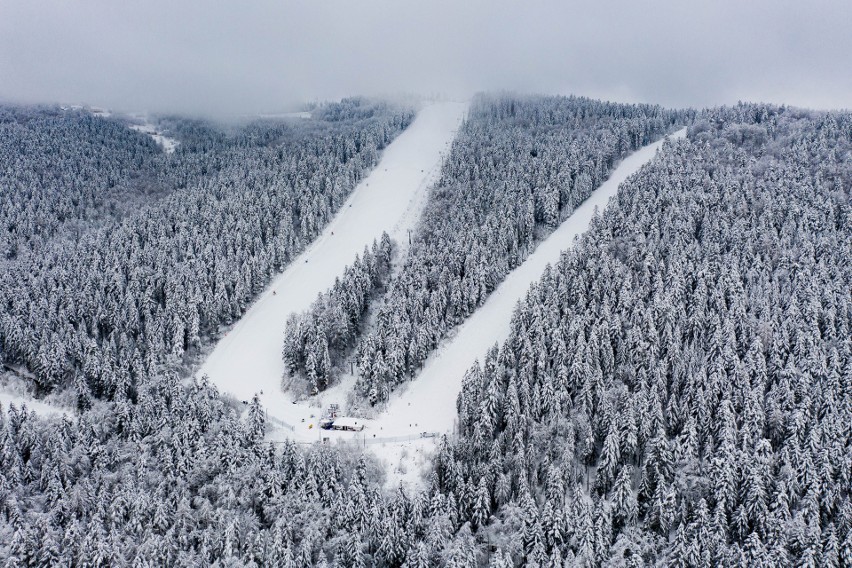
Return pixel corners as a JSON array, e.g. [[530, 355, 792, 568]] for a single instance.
[[1, 0, 850, 115]]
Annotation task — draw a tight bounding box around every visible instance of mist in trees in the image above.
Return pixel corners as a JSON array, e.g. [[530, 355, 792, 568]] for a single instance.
[[0, 96, 849, 566]]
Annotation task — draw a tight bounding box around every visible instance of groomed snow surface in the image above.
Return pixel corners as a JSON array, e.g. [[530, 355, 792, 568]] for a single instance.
[[197, 101, 469, 439]]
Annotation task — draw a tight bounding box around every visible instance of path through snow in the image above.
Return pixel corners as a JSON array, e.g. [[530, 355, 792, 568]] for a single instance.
[[197, 101, 468, 433]]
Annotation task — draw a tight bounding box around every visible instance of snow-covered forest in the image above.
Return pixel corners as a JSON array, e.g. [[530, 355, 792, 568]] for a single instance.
[[355, 95, 685, 404], [0, 106, 163, 258], [0, 99, 414, 404], [0, 95, 849, 567], [437, 104, 852, 565]]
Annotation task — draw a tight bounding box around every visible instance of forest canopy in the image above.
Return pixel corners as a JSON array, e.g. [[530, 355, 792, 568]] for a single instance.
[[0, 97, 848, 566]]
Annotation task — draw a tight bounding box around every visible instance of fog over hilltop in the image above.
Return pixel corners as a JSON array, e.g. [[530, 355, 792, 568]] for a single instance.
[[1, 0, 850, 115]]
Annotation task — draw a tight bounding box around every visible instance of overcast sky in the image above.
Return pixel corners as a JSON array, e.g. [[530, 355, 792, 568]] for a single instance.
[[1, 0, 850, 116]]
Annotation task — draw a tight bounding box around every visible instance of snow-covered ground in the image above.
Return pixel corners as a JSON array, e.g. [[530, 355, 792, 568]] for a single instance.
[[0, 370, 70, 418], [197, 101, 468, 438], [0, 391, 67, 418], [129, 121, 179, 153]]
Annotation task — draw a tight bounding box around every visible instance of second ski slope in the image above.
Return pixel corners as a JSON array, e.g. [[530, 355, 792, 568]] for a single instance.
[[368, 130, 688, 486], [371, 129, 688, 441], [197, 101, 468, 426]]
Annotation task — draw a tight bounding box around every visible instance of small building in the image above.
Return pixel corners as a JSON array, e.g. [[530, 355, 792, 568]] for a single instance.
[[329, 417, 364, 432]]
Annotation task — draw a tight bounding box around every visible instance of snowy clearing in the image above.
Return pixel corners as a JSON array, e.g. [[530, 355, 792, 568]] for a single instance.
[[0, 369, 70, 418], [0, 392, 67, 418], [198, 101, 469, 437], [368, 129, 688, 439], [129, 121, 179, 153]]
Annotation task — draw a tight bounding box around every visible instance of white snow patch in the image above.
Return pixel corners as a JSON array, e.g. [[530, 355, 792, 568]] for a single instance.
[[369, 129, 688, 440], [375, 437, 437, 490], [129, 121, 179, 153], [0, 370, 70, 418], [0, 393, 66, 418], [197, 101, 469, 441]]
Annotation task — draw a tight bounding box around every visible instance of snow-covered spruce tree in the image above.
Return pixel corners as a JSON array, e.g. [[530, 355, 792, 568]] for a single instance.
[[282, 233, 395, 392], [355, 93, 686, 404], [433, 104, 852, 565]]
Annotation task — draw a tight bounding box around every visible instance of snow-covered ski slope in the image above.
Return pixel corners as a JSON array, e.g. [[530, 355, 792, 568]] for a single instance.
[[371, 129, 688, 438], [197, 101, 468, 424]]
